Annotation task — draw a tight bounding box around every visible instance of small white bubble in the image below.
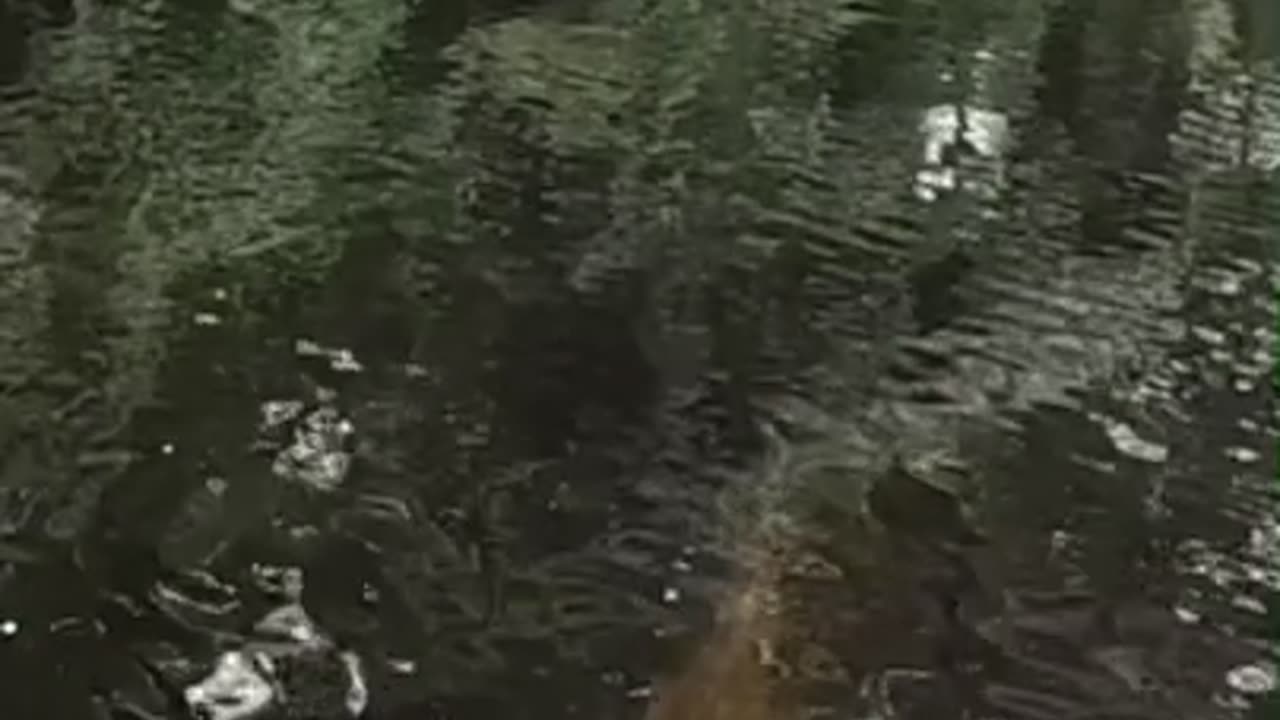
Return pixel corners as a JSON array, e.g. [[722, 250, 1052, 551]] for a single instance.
[[1172, 605, 1201, 624], [193, 312, 222, 327], [0, 619, 17, 636], [212, 288, 229, 301], [661, 586, 681, 604], [205, 477, 229, 496], [161, 443, 175, 455]]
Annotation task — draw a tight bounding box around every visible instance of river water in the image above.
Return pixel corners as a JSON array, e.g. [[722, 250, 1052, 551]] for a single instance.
[[0, 0, 1276, 718]]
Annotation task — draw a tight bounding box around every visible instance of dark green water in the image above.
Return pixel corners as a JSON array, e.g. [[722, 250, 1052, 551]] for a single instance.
[[0, 0, 1276, 718]]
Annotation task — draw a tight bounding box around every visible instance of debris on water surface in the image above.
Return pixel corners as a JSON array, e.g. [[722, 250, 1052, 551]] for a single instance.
[[271, 405, 355, 491], [184, 651, 275, 720], [185, 569, 371, 718]]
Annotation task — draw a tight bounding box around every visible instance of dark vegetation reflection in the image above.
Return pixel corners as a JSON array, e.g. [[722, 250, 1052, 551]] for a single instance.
[[0, 0, 1276, 718]]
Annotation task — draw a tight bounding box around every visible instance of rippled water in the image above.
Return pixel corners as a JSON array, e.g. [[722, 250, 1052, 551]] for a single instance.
[[0, 0, 1276, 718]]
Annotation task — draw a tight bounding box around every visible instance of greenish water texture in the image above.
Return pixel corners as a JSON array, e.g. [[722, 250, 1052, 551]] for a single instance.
[[0, 0, 1276, 718]]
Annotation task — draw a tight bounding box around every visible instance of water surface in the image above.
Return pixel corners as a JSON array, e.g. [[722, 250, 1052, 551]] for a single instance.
[[0, 0, 1276, 718]]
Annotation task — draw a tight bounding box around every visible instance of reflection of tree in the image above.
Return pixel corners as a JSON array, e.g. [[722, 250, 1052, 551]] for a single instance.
[[938, 4, 1279, 717], [977, 0, 1243, 584], [410, 1, 932, 482], [1, 0, 412, 541], [1036, 0, 1189, 253]]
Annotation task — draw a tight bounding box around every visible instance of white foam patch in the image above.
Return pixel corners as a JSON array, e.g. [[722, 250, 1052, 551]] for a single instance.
[[184, 651, 275, 720]]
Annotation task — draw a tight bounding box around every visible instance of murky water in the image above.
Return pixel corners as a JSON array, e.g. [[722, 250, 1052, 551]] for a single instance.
[[0, 0, 1276, 718]]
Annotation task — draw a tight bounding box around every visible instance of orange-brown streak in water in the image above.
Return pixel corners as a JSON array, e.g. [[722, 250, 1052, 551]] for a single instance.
[[643, 544, 787, 720]]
